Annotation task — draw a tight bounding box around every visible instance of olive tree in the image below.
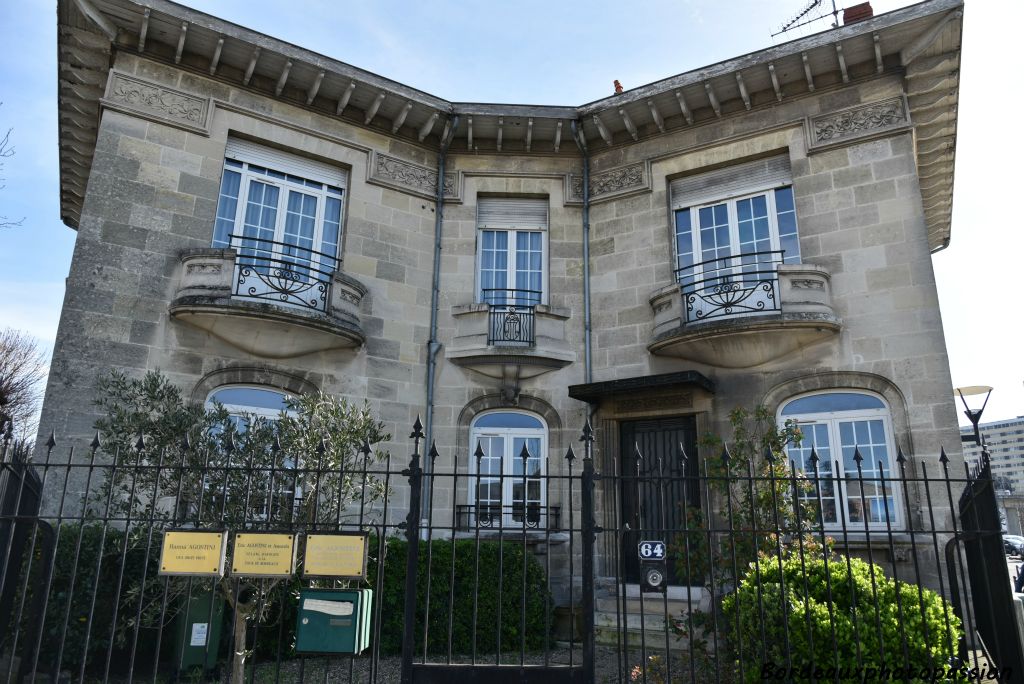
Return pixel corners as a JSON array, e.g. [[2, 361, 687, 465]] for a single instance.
[[91, 370, 390, 681]]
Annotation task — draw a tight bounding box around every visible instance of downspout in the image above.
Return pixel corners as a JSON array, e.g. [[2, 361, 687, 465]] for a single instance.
[[422, 114, 459, 525], [570, 120, 593, 384]]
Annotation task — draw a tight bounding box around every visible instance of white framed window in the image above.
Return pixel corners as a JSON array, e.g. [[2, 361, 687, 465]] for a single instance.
[[674, 187, 799, 274], [476, 198, 548, 307], [780, 391, 900, 531], [212, 140, 347, 310], [669, 157, 800, 323], [469, 411, 547, 528]]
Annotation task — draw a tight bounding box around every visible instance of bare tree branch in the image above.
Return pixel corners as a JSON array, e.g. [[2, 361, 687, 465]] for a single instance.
[[0, 102, 25, 228], [0, 327, 47, 440]]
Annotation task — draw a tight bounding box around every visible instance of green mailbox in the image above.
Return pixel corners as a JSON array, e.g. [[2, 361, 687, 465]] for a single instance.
[[295, 588, 373, 654]]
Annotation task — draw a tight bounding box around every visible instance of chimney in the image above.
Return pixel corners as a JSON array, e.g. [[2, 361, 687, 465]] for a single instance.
[[843, 2, 873, 25]]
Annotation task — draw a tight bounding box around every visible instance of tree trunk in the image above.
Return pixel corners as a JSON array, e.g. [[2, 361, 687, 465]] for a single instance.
[[232, 606, 248, 684]]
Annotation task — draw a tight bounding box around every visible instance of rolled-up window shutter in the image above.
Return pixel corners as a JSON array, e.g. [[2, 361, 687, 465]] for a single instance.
[[670, 155, 791, 210], [224, 138, 348, 188], [476, 198, 548, 230]]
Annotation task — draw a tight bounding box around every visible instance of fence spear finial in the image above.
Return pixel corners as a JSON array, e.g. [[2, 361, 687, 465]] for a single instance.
[[428, 441, 439, 463], [519, 441, 531, 462], [179, 431, 191, 451], [224, 430, 235, 454], [133, 432, 144, 452], [809, 445, 819, 465], [721, 443, 731, 464], [896, 445, 906, 464], [852, 445, 863, 464], [360, 438, 372, 458], [411, 415, 425, 440], [763, 445, 776, 464], [90, 431, 102, 451], [565, 444, 577, 462], [678, 441, 688, 468], [580, 418, 594, 444], [45, 430, 57, 450], [474, 440, 485, 461], [939, 446, 949, 464], [633, 441, 643, 466]]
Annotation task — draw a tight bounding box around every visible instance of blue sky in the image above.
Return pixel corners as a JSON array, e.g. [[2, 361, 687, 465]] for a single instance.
[[0, 0, 1021, 425]]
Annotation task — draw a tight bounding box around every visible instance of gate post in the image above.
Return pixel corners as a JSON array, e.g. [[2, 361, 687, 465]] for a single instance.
[[400, 418, 425, 684], [581, 420, 596, 683]]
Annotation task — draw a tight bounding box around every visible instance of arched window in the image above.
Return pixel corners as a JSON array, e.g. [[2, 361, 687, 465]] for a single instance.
[[206, 385, 297, 519], [469, 411, 547, 529], [780, 391, 899, 529], [206, 386, 292, 430]]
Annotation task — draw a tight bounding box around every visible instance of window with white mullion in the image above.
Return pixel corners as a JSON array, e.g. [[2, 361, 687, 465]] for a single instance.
[[781, 392, 899, 531], [514, 231, 543, 305], [478, 229, 544, 306], [674, 186, 801, 287], [480, 230, 510, 304], [214, 154, 347, 278], [469, 412, 547, 529]]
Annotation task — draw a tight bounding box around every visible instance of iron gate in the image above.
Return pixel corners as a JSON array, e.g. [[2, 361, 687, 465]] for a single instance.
[[1, 417, 1021, 683]]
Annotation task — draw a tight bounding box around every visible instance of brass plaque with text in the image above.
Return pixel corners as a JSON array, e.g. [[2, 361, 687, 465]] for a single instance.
[[232, 533, 297, 577], [159, 530, 227, 577], [303, 533, 369, 579]]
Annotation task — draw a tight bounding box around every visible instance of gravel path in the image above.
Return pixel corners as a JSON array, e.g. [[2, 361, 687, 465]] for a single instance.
[[236, 646, 718, 683]]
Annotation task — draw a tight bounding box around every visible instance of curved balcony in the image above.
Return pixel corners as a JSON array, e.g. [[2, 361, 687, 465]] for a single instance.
[[169, 236, 367, 359], [649, 251, 841, 368], [448, 289, 575, 381]]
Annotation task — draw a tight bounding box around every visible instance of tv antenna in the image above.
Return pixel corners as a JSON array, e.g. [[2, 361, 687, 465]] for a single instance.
[[772, 0, 841, 37]]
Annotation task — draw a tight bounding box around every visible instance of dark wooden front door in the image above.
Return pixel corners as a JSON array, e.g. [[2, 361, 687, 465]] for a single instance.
[[620, 416, 700, 584]]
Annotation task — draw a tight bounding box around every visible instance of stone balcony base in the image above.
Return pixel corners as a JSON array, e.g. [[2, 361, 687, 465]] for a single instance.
[[169, 249, 367, 359], [649, 263, 841, 368], [448, 303, 575, 380]]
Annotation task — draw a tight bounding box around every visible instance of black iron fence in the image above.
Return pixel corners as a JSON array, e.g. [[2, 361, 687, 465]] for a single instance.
[[675, 250, 783, 323], [482, 288, 541, 346], [230, 234, 338, 312], [0, 418, 1019, 683]]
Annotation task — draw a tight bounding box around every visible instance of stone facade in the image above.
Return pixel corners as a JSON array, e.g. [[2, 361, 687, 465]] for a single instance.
[[45, 0, 964, 594]]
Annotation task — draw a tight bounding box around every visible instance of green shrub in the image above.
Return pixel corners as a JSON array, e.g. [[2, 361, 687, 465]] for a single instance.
[[722, 552, 962, 683]]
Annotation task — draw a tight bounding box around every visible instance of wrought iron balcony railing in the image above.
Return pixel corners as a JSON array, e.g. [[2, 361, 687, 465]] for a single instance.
[[229, 234, 338, 312], [455, 503, 561, 531], [481, 288, 541, 346], [675, 250, 784, 323]]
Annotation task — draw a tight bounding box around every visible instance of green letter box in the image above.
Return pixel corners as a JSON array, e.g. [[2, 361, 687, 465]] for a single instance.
[[294, 588, 373, 654]]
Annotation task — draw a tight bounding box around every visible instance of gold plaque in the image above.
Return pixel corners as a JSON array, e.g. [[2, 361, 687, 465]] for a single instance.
[[232, 533, 297, 577], [159, 530, 227, 576], [303, 533, 369, 579]]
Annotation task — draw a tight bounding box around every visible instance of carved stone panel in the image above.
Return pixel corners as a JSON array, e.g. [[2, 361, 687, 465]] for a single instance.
[[102, 72, 212, 135], [367, 152, 460, 202], [807, 96, 910, 150], [566, 161, 650, 205]]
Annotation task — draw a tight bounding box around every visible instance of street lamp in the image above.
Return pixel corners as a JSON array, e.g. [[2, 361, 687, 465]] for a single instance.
[[955, 384, 993, 448]]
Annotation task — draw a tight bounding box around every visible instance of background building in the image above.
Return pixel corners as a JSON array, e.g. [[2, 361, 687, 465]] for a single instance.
[[962, 416, 1024, 492]]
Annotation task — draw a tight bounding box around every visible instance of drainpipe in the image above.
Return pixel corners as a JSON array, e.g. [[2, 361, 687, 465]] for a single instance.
[[422, 114, 459, 525], [570, 120, 593, 384]]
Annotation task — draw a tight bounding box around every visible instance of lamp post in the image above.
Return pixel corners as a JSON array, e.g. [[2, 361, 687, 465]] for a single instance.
[[955, 385, 993, 448]]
